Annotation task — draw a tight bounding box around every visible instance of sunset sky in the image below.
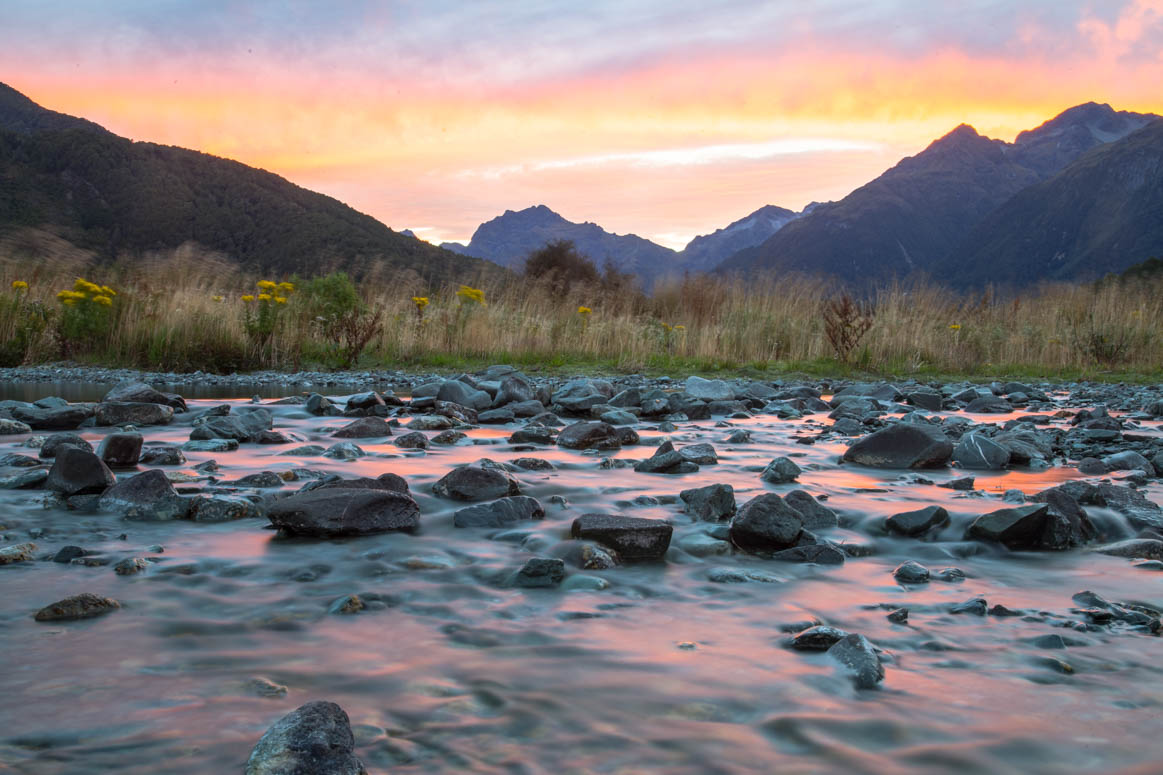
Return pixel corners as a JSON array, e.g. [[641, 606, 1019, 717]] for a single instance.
[[2, 1, 1161, 249]]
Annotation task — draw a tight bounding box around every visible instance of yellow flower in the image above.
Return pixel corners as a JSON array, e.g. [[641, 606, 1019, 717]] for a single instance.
[[274, 296, 287, 304], [99, 285, 116, 296], [277, 281, 295, 293], [578, 306, 592, 315], [56, 290, 85, 302], [674, 325, 686, 332], [11, 280, 28, 291], [412, 296, 429, 309], [61, 298, 77, 306], [949, 323, 962, 331], [73, 278, 101, 295], [456, 285, 486, 306], [258, 293, 272, 302], [93, 295, 113, 307], [212, 295, 224, 302], [241, 294, 256, 303], [256, 280, 277, 291]]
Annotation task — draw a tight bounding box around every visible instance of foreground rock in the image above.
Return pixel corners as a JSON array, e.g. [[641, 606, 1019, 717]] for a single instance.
[[34, 593, 121, 622], [827, 633, 885, 689], [842, 424, 953, 469], [245, 701, 367, 775], [453, 496, 545, 527], [432, 462, 521, 501], [45, 447, 116, 496], [965, 504, 1049, 549], [268, 489, 420, 537], [94, 402, 174, 427], [571, 514, 672, 560], [0, 542, 37, 565], [98, 469, 179, 514], [728, 494, 803, 554], [885, 505, 950, 537]]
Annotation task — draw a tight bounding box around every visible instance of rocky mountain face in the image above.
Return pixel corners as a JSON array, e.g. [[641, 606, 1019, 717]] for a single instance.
[[0, 82, 497, 283], [679, 204, 800, 273], [717, 103, 1159, 289], [944, 119, 1163, 287]]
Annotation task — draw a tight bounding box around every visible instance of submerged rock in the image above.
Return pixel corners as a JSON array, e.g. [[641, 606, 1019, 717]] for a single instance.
[[571, 514, 672, 560], [827, 633, 885, 689], [511, 557, 566, 588], [965, 504, 1049, 549], [34, 592, 121, 622], [245, 701, 367, 775], [268, 489, 420, 537], [453, 496, 545, 527]]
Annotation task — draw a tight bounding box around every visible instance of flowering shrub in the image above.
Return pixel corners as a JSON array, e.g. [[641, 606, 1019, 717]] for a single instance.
[[56, 278, 118, 357]]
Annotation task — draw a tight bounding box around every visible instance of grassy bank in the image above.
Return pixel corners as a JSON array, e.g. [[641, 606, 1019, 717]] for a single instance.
[[2, 246, 1161, 382]]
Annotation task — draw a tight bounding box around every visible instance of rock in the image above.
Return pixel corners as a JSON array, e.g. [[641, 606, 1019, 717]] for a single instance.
[[190, 407, 273, 442], [268, 489, 420, 537], [1, 452, 40, 467], [761, 456, 801, 484], [234, 471, 285, 488], [728, 493, 803, 554], [790, 625, 848, 650], [952, 433, 1011, 470], [138, 445, 185, 466], [393, 431, 429, 450], [1078, 457, 1108, 475], [453, 496, 545, 527], [495, 374, 535, 406], [552, 378, 610, 414], [725, 429, 752, 444], [432, 463, 521, 501], [329, 595, 365, 615], [842, 423, 953, 469], [332, 416, 392, 438], [1094, 539, 1163, 560], [478, 408, 516, 424], [310, 473, 409, 494], [634, 440, 686, 473], [408, 414, 454, 431], [431, 430, 467, 445], [950, 597, 988, 615], [98, 469, 179, 513], [784, 490, 838, 529], [9, 404, 92, 430], [939, 476, 975, 491], [190, 495, 264, 522], [556, 421, 621, 450], [38, 432, 93, 459], [113, 557, 149, 575], [436, 379, 492, 410], [0, 418, 32, 435], [94, 402, 174, 427], [183, 438, 240, 452], [512, 457, 554, 471], [707, 566, 783, 584], [684, 376, 735, 401], [679, 483, 736, 521], [887, 608, 909, 624], [1103, 450, 1156, 476], [965, 504, 1050, 549], [965, 395, 1012, 413], [45, 447, 115, 496], [0, 542, 37, 565], [345, 391, 385, 413], [509, 426, 554, 444], [305, 393, 338, 415], [323, 443, 364, 460], [571, 514, 673, 560], [34, 592, 120, 622], [893, 560, 931, 583], [771, 544, 846, 564], [827, 633, 885, 689], [97, 432, 143, 467], [245, 701, 366, 775], [512, 557, 566, 588], [0, 469, 47, 489], [885, 506, 950, 536], [675, 532, 731, 557], [103, 381, 185, 411], [52, 545, 88, 563], [907, 391, 943, 411]]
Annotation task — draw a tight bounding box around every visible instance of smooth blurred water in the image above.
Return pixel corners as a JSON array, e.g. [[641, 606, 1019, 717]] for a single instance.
[[0, 392, 1161, 774]]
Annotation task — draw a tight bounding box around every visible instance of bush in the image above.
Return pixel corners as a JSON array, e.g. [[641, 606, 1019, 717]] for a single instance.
[[298, 272, 382, 368], [523, 240, 600, 297], [822, 293, 875, 363]]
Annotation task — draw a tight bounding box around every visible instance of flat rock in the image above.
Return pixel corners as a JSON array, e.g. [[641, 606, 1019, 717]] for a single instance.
[[842, 423, 953, 469], [332, 416, 392, 438], [34, 592, 121, 622], [453, 496, 545, 527], [94, 402, 174, 427], [571, 514, 672, 560], [268, 489, 420, 537]]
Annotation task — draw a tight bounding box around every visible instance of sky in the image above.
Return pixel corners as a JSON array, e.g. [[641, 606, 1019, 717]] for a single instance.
[[1, 1, 1161, 249]]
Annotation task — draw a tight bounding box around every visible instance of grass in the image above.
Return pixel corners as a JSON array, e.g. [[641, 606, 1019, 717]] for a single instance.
[[2, 246, 1161, 383]]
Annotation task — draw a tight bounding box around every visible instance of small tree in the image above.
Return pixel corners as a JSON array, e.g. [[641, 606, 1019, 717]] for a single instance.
[[523, 240, 600, 298], [822, 294, 874, 363], [299, 272, 382, 368]]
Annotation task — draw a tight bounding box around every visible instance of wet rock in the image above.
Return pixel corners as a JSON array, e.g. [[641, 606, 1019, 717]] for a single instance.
[[94, 402, 174, 427], [98, 469, 178, 513], [707, 566, 782, 584], [103, 381, 185, 411], [190, 407, 273, 442], [634, 440, 687, 473], [965, 504, 1049, 549], [893, 560, 931, 584], [432, 463, 521, 501], [431, 430, 467, 445], [934, 567, 967, 582], [247, 677, 289, 697], [784, 490, 838, 529], [952, 433, 1011, 470], [234, 471, 286, 488], [677, 443, 718, 466], [842, 423, 953, 469], [138, 445, 185, 466], [184, 438, 240, 452], [599, 409, 638, 426], [771, 544, 845, 564], [511, 557, 565, 588], [312, 473, 409, 494], [113, 557, 149, 575], [827, 633, 885, 689], [939, 476, 975, 491], [675, 532, 731, 557], [729, 493, 804, 554], [552, 378, 611, 414], [478, 407, 516, 424], [408, 414, 454, 431], [791, 625, 848, 650], [1094, 539, 1163, 560], [0, 542, 36, 565], [393, 431, 429, 450], [509, 426, 554, 445], [34, 592, 120, 622], [725, 429, 752, 444], [328, 595, 365, 615], [761, 456, 801, 484], [0, 469, 47, 489], [571, 514, 673, 560], [437, 379, 492, 411], [1103, 450, 1156, 476], [9, 404, 93, 430], [332, 416, 392, 438], [950, 597, 988, 615], [453, 496, 545, 527], [323, 443, 365, 460], [887, 608, 909, 624], [39, 432, 93, 459], [97, 432, 143, 467], [1078, 457, 1108, 475], [557, 421, 621, 450], [0, 417, 32, 434], [1, 452, 40, 467], [268, 489, 420, 536], [245, 700, 366, 775], [679, 483, 736, 522], [305, 393, 339, 415], [190, 495, 264, 523], [684, 376, 735, 401], [45, 447, 115, 496], [512, 457, 554, 471]]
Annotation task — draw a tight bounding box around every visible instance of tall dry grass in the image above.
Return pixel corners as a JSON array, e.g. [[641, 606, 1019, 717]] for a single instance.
[[1, 243, 1160, 377]]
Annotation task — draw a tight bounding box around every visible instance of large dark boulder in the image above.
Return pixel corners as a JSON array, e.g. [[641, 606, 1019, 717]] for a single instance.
[[965, 504, 1049, 548], [728, 493, 803, 554], [952, 433, 1011, 470], [189, 407, 273, 442], [556, 421, 621, 450], [45, 447, 115, 496], [885, 505, 950, 536], [94, 402, 175, 427], [97, 432, 143, 467], [841, 423, 953, 469], [98, 469, 178, 513], [453, 496, 545, 527], [245, 701, 366, 775], [495, 374, 535, 406], [38, 432, 92, 459], [571, 514, 672, 560], [267, 489, 420, 537], [332, 416, 393, 438], [679, 483, 736, 521], [9, 404, 93, 430], [432, 463, 520, 501], [103, 381, 186, 411]]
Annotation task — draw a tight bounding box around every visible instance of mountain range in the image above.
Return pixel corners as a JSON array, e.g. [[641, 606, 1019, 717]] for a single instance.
[[0, 82, 496, 283]]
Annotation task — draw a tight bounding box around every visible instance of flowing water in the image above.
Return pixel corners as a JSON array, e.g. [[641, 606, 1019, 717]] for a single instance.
[[1, 389, 1162, 774]]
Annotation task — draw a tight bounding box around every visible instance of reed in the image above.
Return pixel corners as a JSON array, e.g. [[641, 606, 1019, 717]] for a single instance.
[[1, 245, 1160, 379]]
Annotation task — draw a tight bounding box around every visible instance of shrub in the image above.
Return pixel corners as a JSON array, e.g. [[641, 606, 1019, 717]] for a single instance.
[[298, 272, 381, 368], [523, 240, 600, 297], [822, 293, 875, 363], [55, 278, 117, 358]]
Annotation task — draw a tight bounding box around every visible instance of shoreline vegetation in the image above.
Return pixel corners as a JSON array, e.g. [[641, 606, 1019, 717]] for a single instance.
[[2, 245, 1161, 384]]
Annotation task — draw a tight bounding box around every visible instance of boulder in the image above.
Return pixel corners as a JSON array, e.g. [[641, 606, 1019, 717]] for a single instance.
[[436, 380, 492, 411], [97, 432, 143, 467], [679, 483, 736, 521], [552, 378, 610, 414], [190, 408, 273, 442], [771, 544, 846, 564], [729, 493, 803, 554], [432, 463, 520, 501], [571, 514, 672, 560], [245, 701, 366, 775], [965, 504, 1049, 549], [33, 593, 121, 622], [39, 432, 92, 459], [827, 633, 885, 689], [103, 381, 186, 411], [684, 376, 735, 401], [556, 421, 621, 450], [311, 473, 409, 494], [952, 433, 1011, 470], [98, 469, 178, 514], [267, 489, 420, 536], [332, 416, 393, 438], [393, 431, 429, 449], [495, 375, 535, 406], [453, 496, 545, 527], [511, 557, 565, 588], [633, 440, 686, 473], [45, 447, 115, 496], [9, 404, 93, 430], [885, 505, 950, 536], [761, 456, 801, 484], [0, 418, 31, 435], [678, 443, 718, 465], [784, 490, 838, 529], [841, 423, 953, 469], [94, 402, 174, 427]]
